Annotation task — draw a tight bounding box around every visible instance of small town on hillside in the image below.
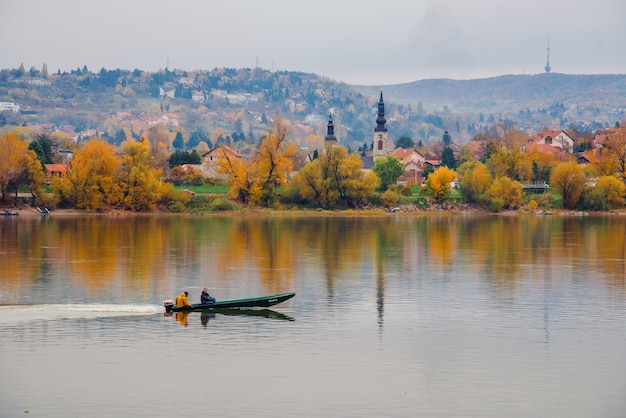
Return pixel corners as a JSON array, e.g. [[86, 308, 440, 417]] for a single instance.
[[1, 64, 626, 213]]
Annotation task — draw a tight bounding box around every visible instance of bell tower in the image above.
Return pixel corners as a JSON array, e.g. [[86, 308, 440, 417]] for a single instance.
[[373, 89, 389, 159], [324, 113, 337, 145]]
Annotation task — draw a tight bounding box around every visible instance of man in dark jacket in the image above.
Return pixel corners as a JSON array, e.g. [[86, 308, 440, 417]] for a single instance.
[[201, 288, 216, 304]]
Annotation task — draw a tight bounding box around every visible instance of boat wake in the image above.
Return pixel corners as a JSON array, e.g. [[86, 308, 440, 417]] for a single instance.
[[0, 303, 162, 324]]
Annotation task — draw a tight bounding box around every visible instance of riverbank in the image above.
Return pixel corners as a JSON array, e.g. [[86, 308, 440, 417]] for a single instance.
[[4, 202, 626, 219]]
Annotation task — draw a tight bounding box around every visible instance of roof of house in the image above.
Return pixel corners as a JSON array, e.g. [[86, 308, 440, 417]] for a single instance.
[[45, 164, 68, 173], [528, 143, 562, 155], [203, 144, 243, 158]]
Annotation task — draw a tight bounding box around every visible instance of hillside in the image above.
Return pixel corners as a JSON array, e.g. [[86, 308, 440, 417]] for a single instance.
[[1, 66, 625, 151], [353, 73, 626, 132]]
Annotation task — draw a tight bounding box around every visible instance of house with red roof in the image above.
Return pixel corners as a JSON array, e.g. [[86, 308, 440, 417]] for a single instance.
[[528, 129, 574, 154], [44, 164, 68, 184]]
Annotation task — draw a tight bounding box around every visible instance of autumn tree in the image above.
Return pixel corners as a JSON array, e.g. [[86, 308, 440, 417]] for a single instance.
[[218, 119, 296, 207], [485, 177, 523, 211], [254, 120, 297, 206], [0, 132, 45, 202], [550, 161, 587, 209], [590, 147, 618, 177], [53, 138, 123, 211], [487, 143, 532, 182], [289, 145, 378, 209], [582, 175, 626, 211], [603, 129, 626, 179], [372, 156, 405, 191], [119, 139, 164, 211], [456, 145, 474, 166], [145, 127, 172, 174], [325, 146, 378, 208], [457, 161, 492, 203], [422, 166, 456, 203], [218, 148, 260, 205], [289, 158, 332, 208]]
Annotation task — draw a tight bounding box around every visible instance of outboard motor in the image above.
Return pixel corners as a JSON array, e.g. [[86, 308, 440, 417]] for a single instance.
[[163, 300, 174, 313]]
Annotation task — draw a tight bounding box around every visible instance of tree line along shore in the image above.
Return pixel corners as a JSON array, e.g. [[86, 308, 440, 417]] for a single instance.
[[2, 119, 626, 215]]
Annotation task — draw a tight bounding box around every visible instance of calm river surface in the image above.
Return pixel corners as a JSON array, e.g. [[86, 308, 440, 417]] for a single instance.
[[1, 214, 626, 417]]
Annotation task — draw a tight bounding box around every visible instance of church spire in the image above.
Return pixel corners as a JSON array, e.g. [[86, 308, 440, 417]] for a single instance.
[[324, 113, 337, 143], [375, 89, 387, 133]]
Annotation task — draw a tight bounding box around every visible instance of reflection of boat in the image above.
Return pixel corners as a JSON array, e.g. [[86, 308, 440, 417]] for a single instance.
[[215, 308, 294, 321], [1, 209, 18, 216], [163, 292, 295, 313]]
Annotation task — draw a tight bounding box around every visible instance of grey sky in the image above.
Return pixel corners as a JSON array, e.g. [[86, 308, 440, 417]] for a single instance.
[[2, 0, 625, 85]]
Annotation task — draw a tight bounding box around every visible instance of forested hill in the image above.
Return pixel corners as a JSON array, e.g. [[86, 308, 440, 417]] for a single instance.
[[1, 65, 625, 150], [353, 73, 626, 121]]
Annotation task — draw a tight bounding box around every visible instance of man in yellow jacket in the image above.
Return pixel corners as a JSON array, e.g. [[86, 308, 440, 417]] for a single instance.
[[175, 291, 191, 309]]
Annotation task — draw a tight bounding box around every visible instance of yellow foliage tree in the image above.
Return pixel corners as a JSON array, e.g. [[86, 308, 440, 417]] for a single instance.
[[53, 138, 123, 211], [423, 166, 456, 202], [219, 119, 296, 207], [218, 147, 262, 205], [289, 145, 378, 209], [119, 139, 164, 211], [487, 143, 532, 182], [457, 161, 492, 202], [584, 175, 626, 210], [324, 146, 378, 208], [485, 176, 523, 210], [288, 158, 334, 208], [550, 161, 587, 209], [255, 120, 297, 206]]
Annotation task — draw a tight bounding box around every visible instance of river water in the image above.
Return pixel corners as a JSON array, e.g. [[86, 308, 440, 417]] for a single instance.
[[1, 214, 625, 417]]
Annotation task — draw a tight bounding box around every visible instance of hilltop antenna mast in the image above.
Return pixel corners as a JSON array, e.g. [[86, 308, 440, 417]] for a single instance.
[[544, 38, 551, 73]]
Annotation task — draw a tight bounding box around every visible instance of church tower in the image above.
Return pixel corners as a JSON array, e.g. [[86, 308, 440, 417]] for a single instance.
[[324, 113, 337, 146], [373, 89, 389, 159]]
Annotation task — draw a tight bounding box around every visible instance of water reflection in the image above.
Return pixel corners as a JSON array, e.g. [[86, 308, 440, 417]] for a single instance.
[[3, 215, 626, 418], [166, 308, 294, 328], [1, 214, 626, 301]]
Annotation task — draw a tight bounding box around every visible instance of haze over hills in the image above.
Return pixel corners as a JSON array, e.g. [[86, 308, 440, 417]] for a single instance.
[[354, 73, 626, 119], [1, 65, 625, 151]]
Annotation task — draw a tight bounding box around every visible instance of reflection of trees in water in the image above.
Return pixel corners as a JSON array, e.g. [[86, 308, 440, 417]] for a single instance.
[[2, 215, 626, 302]]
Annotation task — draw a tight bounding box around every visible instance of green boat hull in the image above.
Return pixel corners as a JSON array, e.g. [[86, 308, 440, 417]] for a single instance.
[[164, 292, 295, 313]]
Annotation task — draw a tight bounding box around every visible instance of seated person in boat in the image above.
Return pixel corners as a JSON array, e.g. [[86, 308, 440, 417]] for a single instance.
[[201, 288, 216, 304], [175, 291, 191, 308]]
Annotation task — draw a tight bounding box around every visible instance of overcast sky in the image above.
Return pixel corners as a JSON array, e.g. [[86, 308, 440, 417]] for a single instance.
[[2, 0, 625, 85]]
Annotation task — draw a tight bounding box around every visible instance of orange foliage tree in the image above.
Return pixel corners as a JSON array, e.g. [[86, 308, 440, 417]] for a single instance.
[[52, 138, 123, 211], [0, 132, 45, 202], [603, 129, 626, 179]]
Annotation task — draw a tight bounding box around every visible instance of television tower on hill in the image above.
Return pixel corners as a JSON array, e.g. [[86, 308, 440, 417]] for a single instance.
[[544, 38, 551, 73]]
